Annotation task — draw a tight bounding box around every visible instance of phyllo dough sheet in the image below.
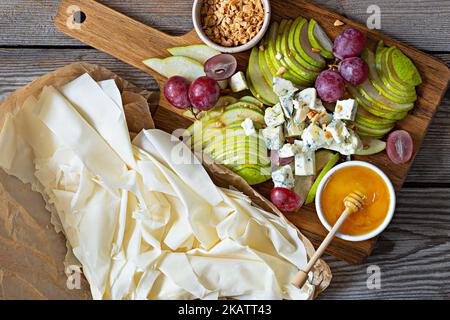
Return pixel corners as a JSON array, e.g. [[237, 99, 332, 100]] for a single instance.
[[0, 73, 317, 300]]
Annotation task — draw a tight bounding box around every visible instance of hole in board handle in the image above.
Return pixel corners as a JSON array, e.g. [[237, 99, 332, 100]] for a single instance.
[[73, 11, 86, 24]]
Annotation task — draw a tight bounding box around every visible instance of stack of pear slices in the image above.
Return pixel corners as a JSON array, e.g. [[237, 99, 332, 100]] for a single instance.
[[247, 17, 332, 106], [350, 41, 422, 139], [186, 96, 272, 185]]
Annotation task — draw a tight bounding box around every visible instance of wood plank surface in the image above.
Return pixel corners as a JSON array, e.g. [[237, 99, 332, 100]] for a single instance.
[[1, 0, 449, 52], [0, 0, 449, 299], [322, 188, 450, 299]]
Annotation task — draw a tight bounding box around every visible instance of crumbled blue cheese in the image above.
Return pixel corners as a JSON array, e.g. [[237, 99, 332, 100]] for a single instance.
[[273, 77, 298, 97], [275, 53, 283, 60], [294, 88, 326, 114], [278, 143, 301, 158], [295, 151, 316, 176], [293, 103, 309, 125], [285, 118, 307, 137], [264, 103, 285, 127], [327, 129, 362, 155], [241, 118, 256, 136], [229, 71, 248, 92], [325, 119, 350, 144], [262, 126, 284, 150], [294, 140, 306, 152], [312, 99, 327, 113], [272, 165, 295, 189], [301, 123, 330, 150], [279, 94, 294, 118], [334, 99, 358, 121], [318, 112, 333, 126]]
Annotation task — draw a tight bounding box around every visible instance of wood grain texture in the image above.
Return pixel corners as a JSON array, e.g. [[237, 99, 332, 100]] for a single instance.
[[0, 0, 449, 299], [322, 188, 450, 299], [1, 0, 449, 51], [52, 0, 450, 264]]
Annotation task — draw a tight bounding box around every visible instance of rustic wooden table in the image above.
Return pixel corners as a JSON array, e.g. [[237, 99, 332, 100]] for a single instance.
[[0, 0, 449, 299]]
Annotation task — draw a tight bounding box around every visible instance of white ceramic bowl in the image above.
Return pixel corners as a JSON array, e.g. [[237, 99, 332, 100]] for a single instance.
[[192, 0, 271, 54], [315, 161, 396, 242]]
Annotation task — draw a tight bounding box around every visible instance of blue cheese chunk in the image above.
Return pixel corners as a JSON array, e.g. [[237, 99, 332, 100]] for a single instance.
[[229, 71, 248, 92], [262, 126, 284, 150], [264, 103, 285, 127], [278, 143, 301, 158], [240, 118, 256, 136], [294, 88, 326, 113], [327, 129, 362, 155], [273, 77, 298, 97], [334, 99, 358, 121], [272, 165, 295, 189], [293, 103, 309, 125], [301, 123, 331, 150], [295, 151, 316, 176], [318, 112, 333, 126], [312, 99, 327, 113], [279, 93, 294, 118], [325, 119, 350, 144], [285, 118, 307, 137]]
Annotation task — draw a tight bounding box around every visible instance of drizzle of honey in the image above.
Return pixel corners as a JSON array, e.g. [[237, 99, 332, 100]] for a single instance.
[[320, 166, 390, 236]]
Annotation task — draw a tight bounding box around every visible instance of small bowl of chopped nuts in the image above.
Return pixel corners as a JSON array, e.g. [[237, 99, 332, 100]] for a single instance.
[[193, 0, 271, 53]]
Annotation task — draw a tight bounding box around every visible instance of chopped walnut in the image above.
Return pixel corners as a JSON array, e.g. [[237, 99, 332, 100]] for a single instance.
[[201, 0, 265, 47]]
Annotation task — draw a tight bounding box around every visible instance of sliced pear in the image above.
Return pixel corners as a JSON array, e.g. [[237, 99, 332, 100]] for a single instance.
[[356, 107, 396, 130], [355, 122, 394, 138], [279, 19, 319, 84], [167, 44, 220, 64], [305, 152, 340, 204], [234, 165, 271, 185], [265, 20, 304, 86], [389, 47, 422, 87], [266, 22, 306, 86], [248, 46, 279, 105], [258, 36, 274, 86], [347, 85, 407, 121], [276, 20, 311, 85], [291, 17, 325, 69], [240, 96, 265, 109], [143, 56, 205, 82], [247, 69, 272, 106], [376, 42, 416, 96], [216, 95, 238, 107], [357, 79, 414, 113], [287, 18, 323, 72], [362, 49, 417, 103], [307, 19, 334, 59], [355, 138, 386, 155]]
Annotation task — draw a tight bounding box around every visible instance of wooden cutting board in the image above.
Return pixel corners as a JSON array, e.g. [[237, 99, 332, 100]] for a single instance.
[[54, 0, 450, 264]]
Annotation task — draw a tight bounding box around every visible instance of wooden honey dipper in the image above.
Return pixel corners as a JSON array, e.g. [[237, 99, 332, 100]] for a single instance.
[[293, 191, 366, 288]]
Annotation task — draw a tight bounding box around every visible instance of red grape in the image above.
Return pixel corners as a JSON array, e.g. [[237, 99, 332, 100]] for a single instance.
[[188, 76, 221, 110], [332, 27, 367, 60], [164, 76, 191, 109], [386, 130, 413, 164], [204, 54, 237, 81], [315, 70, 345, 103], [339, 57, 369, 85], [270, 187, 302, 212]]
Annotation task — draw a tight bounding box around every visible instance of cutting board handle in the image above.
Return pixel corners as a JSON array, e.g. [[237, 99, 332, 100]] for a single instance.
[[55, 0, 201, 80]]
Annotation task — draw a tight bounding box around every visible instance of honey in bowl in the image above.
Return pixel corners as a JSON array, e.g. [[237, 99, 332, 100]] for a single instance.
[[320, 165, 391, 236]]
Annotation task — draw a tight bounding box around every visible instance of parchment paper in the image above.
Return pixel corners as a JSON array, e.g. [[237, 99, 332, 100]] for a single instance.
[[0, 62, 330, 299]]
